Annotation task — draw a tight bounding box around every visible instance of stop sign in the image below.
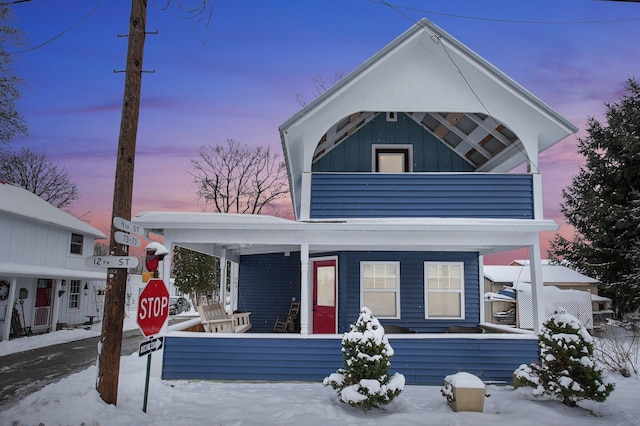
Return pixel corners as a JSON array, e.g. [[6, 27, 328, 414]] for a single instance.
[[137, 278, 170, 337]]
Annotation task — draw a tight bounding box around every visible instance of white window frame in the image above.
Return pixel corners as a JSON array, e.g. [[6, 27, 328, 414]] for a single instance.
[[371, 144, 413, 173], [68, 279, 81, 311], [360, 261, 401, 319], [424, 261, 465, 319]]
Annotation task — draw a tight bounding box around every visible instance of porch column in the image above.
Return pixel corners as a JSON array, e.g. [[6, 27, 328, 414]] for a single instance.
[[300, 243, 310, 335], [50, 279, 62, 332], [528, 240, 545, 334], [220, 249, 228, 311], [230, 261, 239, 312]]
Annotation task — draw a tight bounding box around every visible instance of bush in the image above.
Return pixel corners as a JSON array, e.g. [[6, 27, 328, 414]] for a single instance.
[[594, 323, 639, 377], [323, 307, 405, 411], [514, 307, 615, 407]]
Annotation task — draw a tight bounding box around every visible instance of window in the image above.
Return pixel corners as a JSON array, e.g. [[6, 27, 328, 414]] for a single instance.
[[424, 262, 464, 319], [361, 261, 400, 318], [70, 233, 83, 255], [68, 280, 81, 310], [372, 144, 412, 173]]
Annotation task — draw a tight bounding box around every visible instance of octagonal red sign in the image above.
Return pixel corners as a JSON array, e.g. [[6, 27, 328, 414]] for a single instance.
[[137, 278, 170, 337]]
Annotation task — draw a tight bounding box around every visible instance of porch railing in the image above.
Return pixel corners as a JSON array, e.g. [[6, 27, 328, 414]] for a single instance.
[[310, 172, 534, 219]]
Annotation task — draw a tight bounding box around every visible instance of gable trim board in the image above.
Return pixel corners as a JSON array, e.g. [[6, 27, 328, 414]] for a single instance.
[[279, 19, 577, 220]]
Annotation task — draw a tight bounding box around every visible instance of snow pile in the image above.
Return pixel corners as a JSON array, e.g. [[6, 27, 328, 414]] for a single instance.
[[323, 307, 405, 410]]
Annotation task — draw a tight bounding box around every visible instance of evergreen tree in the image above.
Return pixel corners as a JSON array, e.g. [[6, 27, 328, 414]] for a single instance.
[[323, 307, 405, 411], [514, 307, 615, 407], [172, 246, 220, 307], [548, 79, 640, 317]]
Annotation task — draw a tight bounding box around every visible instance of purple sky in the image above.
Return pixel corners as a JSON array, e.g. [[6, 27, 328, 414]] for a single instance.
[[8, 1, 640, 262]]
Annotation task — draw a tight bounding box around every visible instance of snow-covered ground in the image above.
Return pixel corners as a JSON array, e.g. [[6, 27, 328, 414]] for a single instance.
[[1, 315, 639, 425]]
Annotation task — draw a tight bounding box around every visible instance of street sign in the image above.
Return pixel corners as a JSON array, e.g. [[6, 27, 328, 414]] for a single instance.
[[137, 278, 170, 337], [113, 216, 143, 236], [114, 231, 142, 247], [138, 336, 164, 357], [85, 256, 139, 268]]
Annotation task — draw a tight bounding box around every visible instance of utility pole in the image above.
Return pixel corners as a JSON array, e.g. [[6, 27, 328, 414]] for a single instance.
[[97, 0, 148, 405]]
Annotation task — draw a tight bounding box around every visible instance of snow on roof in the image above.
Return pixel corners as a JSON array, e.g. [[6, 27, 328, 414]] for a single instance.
[[0, 261, 106, 280], [0, 181, 105, 238], [483, 264, 598, 284]]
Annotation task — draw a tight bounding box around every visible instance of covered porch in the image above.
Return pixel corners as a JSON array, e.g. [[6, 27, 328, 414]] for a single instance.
[[135, 212, 550, 384]]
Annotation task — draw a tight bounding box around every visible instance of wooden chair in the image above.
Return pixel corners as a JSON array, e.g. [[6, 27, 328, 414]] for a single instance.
[[273, 301, 300, 332]]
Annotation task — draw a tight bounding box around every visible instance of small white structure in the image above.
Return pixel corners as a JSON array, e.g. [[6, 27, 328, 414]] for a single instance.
[[484, 263, 608, 330], [0, 181, 106, 340]]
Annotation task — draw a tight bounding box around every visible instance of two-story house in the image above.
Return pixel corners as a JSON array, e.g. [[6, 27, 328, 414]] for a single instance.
[[0, 181, 106, 341], [133, 19, 577, 385]]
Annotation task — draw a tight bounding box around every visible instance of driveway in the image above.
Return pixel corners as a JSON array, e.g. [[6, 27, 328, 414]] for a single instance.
[[0, 328, 143, 409]]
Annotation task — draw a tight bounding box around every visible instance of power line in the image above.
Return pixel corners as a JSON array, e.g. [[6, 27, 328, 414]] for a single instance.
[[364, 0, 640, 24], [373, 0, 543, 172], [7, 0, 103, 55]]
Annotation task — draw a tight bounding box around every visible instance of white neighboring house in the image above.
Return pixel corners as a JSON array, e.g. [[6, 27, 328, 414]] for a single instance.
[[0, 181, 107, 341], [484, 263, 612, 330]]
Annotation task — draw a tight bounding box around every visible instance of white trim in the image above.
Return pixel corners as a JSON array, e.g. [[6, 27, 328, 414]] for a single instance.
[[311, 255, 339, 333], [424, 261, 465, 320], [360, 261, 401, 319]]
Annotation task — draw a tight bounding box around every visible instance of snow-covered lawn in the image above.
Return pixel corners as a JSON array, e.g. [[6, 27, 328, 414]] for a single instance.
[[1, 316, 639, 425]]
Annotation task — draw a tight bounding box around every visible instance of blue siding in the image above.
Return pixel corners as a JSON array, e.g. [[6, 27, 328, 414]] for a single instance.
[[238, 253, 301, 332], [239, 251, 480, 334], [162, 335, 539, 385], [339, 252, 480, 333], [310, 173, 534, 219], [312, 113, 475, 173]]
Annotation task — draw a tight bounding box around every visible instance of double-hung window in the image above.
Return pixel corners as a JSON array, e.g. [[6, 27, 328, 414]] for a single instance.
[[424, 262, 464, 319], [70, 233, 83, 255], [68, 280, 81, 310], [361, 261, 400, 318]]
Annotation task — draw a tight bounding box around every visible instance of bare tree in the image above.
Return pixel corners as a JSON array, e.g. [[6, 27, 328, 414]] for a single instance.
[[296, 72, 344, 107], [190, 139, 289, 214], [0, 147, 79, 209], [0, 6, 27, 147]]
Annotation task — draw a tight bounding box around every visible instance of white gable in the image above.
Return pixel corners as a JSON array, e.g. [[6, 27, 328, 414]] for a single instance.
[[0, 181, 105, 238], [279, 18, 577, 220]]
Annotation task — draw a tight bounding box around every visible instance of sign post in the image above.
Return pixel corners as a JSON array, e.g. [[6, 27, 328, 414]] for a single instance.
[[137, 278, 169, 412]]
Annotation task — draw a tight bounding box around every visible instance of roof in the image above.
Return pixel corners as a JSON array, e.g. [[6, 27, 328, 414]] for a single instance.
[[0, 181, 105, 238], [279, 18, 578, 219], [0, 261, 106, 280], [484, 265, 599, 285]]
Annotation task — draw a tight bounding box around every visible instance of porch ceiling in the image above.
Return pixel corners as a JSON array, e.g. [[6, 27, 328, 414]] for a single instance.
[[134, 212, 558, 256], [312, 111, 522, 171]]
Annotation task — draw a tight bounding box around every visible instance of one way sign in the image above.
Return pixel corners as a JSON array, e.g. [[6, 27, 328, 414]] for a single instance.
[[138, 336, 164, 357]]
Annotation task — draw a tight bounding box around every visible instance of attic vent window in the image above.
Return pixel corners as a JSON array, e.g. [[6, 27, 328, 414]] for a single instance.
[[372, 144, 412, 173], [386, 112, 397, 122]]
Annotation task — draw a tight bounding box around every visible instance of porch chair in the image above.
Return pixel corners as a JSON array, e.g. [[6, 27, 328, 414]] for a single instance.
[[273, 301, 300, 332]]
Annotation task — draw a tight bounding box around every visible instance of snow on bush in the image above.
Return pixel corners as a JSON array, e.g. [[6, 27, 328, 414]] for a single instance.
[[514, 307, 615, 407], [323, 307, 405, 411]]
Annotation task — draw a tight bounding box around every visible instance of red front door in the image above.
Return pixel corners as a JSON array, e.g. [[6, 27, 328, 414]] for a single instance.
[[313, 259, 336, 334]]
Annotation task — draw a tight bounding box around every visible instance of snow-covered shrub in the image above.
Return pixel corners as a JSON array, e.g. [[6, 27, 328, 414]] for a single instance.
[[514, 307, 615, 407], [593, 323, 639, 377], [323, 307, 405, 410]]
